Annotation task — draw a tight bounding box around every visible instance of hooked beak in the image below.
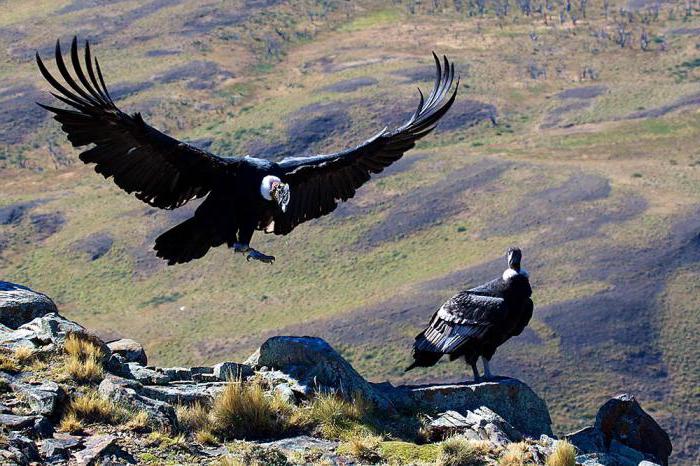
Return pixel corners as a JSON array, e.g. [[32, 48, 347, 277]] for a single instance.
[[507, 248, 522, 271]]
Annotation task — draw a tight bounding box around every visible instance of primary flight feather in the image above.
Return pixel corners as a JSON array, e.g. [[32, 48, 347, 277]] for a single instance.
[[37, 37, 459, 264]]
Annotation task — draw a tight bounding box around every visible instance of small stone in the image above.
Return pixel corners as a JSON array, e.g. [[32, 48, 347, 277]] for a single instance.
[[193, 372, 220, 383], [213, 361, 253, 381], [107, 338, 147, 365], [73, 434, 116, 465], [190, 366, 214, 375]]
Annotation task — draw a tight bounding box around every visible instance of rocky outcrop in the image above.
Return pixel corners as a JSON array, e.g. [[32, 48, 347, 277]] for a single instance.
[[390, 378, 553, 438], [0, 281, 674, 465], [566, 394, 671, 466], [0, 282, 57, 330]]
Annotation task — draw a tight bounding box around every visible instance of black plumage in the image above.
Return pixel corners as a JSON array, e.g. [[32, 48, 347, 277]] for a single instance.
[[407, 248, 533, 382], [37, 37, 459, 264]]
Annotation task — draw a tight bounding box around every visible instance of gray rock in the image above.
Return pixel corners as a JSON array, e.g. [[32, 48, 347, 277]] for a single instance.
[[402, 378, 552, 438], [247, 336, 393, 410], [33, 416, 54, 438], [193, 372, 220, 383], [73, 434, 116, 465], [566, 426, 605, 454], [594, 394, 672, 465], [638, 461, 661, 466], [425, 406, 521, 446], [0, 413, 36, 429], [256, 369, 310, 398], [4, 312, 91, 350], [609, 439, 645, 465], [41, 436, 81, 460], [213, 361, 253, 381], [0, 281, 57, 329], [14, 381, 65, 417], [7, 432, 41, 464], [190, 366, 214, 375], [158, 367, 192, 381], [107, 338, 147, 365], [98, 374, 177, 430], [115, 362, 170, 385], [140, 381, 228, 405], [274, 383, 297, 404]]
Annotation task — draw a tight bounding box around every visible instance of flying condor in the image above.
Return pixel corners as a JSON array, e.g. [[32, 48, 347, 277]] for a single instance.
[[406, 248, 533, 382], [36, 38, 459, 264]]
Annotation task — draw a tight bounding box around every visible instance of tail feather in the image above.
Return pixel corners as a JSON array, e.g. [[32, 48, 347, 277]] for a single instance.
[[154, 217, 222, 265], [404, 333, 443, 372]]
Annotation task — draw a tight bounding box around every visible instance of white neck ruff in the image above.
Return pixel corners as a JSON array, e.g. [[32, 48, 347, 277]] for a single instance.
[[503, 268, 528, 280], [260, 175, 281, 201]]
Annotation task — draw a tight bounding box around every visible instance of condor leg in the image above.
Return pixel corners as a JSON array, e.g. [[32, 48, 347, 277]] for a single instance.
[[467, 357, 480, 383], [482, 357, 494, 380], [231, 223, 275, 264]]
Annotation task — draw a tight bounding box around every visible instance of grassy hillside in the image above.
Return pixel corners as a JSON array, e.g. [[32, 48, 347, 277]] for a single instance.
[[1, 0, 699, 462]]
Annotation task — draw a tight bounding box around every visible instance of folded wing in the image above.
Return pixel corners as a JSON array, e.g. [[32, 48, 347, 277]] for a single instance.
[[272, 53, 459, 234], [36, 37, 237, 210], [414, 293, 505, 354]]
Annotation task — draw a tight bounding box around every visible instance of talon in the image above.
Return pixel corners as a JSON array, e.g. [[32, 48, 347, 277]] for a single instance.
[[245, 249, 275, 264]]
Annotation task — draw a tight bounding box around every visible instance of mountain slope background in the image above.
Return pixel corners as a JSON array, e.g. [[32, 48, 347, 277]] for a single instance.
[[0, 0, 698, 463]]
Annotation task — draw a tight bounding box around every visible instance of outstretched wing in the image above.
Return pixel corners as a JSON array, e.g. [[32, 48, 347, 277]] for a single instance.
[[272, 53, 459, 234], [414, 292, 505, 354], [37, 37, 237, 210]]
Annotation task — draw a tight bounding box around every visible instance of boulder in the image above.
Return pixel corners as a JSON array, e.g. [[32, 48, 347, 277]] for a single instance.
[[40, 436, 81, 461], [594, 394, 672, 465], [0, 413, 36, 430], [107, 338, 147, 365], [246, 336, 393, 410], [0, 282, 57, 329], [566, 426, 605, 455], [5, 432, 41, 464], [1, 313, 93, 350], [400, 378, 552, 438], [158, 367, 192, 381]]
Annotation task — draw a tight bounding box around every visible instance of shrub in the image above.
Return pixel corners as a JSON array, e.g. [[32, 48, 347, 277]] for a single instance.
[[209, 379, 292, 440], [176, 402, 210, 434], [438, 436, 488, 466], [0, 352, 20, 373], [545, 440, 576, 466], [338, 433, 382, 463], [63, 334, 105, 383], [146, 431, 187, 449]]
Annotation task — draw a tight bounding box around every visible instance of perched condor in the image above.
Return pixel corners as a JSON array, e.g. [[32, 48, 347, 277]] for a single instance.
[[36, 38, 458, 264], [406, 248, 533, 382]]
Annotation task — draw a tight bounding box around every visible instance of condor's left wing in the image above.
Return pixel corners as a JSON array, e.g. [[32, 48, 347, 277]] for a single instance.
[[272, 53, 459, 235]]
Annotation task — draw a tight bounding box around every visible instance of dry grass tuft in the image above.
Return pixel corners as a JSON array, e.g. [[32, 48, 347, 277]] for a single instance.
[[499, 441, 533, 465], [146, 431, 187, 449], [63, 333, 105, 383], [176, 402, 210, 434], [13, 346, 35, 365], [209, 379, 293, 440], [438, 436, 488, 466], [0, 351, 20, 373], [124, 410, 150, 432], [195, 429, 220, 445], [545, 440, 576, 466], [63, 389, 129, 426], [338, 433, 382, 463], [294, 392, 371, 439], [58, 412, 84, 434]]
